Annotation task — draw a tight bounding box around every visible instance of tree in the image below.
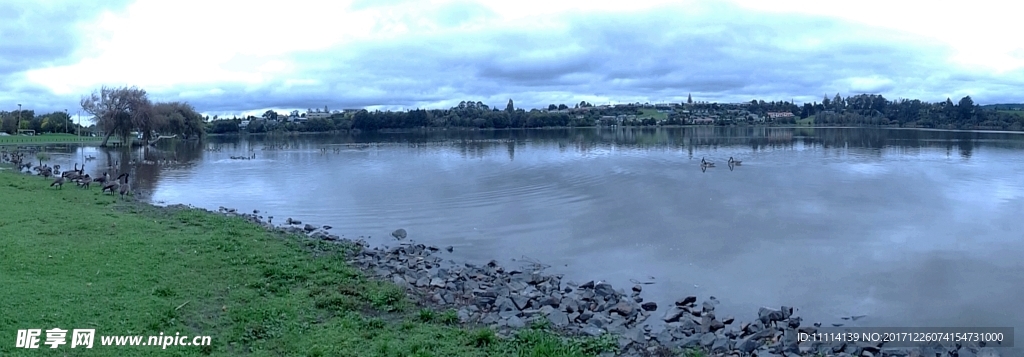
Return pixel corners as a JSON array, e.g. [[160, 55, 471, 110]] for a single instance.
[[548, 104, 557, 111], [506, 99, 515, 113], [80, 86, 152, 147], [957, 96, 975, 121], [153, 102, 205, 140], [262, 110, 279, 120], [557, 104, 568, 110]]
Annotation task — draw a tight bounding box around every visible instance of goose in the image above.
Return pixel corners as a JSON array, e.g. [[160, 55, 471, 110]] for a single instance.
[[701, 157, 715, 167], [118, 176, 131, 199], [50, 176, 66, 189], [93, 172, 110, 186], [728, 157, 742, 165], [76, 174, 93, 189], [66, 163, 85, 180], [101, 173, 128, 195]]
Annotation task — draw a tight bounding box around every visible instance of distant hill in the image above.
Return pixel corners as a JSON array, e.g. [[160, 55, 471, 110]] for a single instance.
[[980, 103, 1024, 110]]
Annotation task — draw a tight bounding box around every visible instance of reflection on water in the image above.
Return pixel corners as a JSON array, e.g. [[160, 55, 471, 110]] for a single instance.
[[26, 127, 1024, 341]]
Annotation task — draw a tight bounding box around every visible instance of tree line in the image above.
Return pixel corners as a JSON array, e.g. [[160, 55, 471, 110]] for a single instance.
[[213, 95, 1023, 133], [0, 110, 82, 134], [792, 94, 1023, 130], [5, 88, 1022, 140]]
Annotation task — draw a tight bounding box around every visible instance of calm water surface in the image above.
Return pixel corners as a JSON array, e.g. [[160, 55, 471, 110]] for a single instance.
[[48, 127, 1024, 341]]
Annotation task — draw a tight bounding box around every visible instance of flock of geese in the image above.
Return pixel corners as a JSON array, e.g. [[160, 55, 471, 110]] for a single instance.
[[2, 150, 134, 200], [700, 156, 743, 172]]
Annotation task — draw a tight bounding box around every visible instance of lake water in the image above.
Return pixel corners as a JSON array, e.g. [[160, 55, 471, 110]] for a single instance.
[[40, 127, 1024, 344]]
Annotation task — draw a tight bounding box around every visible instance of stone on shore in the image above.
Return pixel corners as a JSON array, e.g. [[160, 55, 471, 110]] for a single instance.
[[391, 228, 407, 240]]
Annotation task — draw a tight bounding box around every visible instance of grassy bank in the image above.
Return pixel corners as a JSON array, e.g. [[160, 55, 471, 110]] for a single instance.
[[0, 133, 103, 145], [0, 169, 617, 356]]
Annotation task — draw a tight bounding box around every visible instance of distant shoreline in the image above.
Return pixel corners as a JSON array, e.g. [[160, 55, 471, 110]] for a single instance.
[[203, 124, 1024, 138]]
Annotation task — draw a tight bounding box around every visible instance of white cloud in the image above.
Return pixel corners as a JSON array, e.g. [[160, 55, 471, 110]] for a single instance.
[[728, 0, 1024, 72], [5, 0, 1024, 116]]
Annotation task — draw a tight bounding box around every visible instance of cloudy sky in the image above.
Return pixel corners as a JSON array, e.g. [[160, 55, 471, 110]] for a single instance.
[[2, 0, 1022, 118]]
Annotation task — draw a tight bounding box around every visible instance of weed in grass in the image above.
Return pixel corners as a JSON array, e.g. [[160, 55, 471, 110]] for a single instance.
[[438, 309, 459, 325], [417, 308, 436, 322], [572, 333, 619, 355], [471, 328, 497, 347], [368, 282, 408, 312], [681, 347, 707, 357], [364, 317, 386, 330]]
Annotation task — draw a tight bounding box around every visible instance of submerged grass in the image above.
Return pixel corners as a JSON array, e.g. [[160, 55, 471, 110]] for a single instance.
[[0, 168, 618, 356]]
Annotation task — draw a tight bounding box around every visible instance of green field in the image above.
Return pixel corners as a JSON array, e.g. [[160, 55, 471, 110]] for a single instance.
[[638, 108, 668, 121], [0, 169, 618, 357], [0, 133, 103, 145], [996, 110, 1024, 118], [795, 117, 815, 126]]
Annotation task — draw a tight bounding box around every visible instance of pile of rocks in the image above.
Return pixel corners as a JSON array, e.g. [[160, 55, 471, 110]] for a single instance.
[[195, 206, 1005, 357]]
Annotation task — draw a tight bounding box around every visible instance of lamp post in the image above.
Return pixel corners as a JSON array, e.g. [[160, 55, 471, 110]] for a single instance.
[[64, 109, 68, 134], [16, 104, 21, 134], [77, 110, 81, 137]]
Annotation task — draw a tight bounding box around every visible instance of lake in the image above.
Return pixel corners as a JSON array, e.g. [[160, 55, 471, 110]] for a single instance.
[[40, 127, 1024, 342]]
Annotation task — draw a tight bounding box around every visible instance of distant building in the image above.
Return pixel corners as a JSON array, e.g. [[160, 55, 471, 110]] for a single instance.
[[306, 108, 331, 120], [766, 112, 795, 119]]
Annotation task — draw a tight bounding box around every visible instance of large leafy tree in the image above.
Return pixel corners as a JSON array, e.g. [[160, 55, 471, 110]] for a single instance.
[[153, 102, 206, 140], [80, 86, 151, 146]]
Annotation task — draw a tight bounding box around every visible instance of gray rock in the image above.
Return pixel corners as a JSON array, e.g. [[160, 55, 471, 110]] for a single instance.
[[429, 278, 445, 288], [498, 307, 518, 320], [578, 311, 594, 323], [663, 307, 687, 323], [547, 310, 569, 328], [594, 282, 616, 297], [510, 294, 531, 310], [505, 315, 525, 328], [611, 302, 634, 317], [582, 326, 605, 337], [391, 228, 407, 239], [641, 301, 658, 311], [699, 332, 717, 347], [536, 296, 559, 308], [710, 336, 731, 354], [678, 334, 702, 349], [676, 296, 697, 306], [737, 335, 760, 353]]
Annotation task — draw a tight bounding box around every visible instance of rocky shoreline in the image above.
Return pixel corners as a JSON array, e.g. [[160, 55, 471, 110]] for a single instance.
[[184, 205, 1005, 357]]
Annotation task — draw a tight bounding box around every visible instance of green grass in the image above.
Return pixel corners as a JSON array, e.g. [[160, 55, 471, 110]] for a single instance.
[[795, 117, 815, 126], [0, 133, 103, 145], [638, 108, 668, 121], [0, 169, 619, 356], [995, 110, 1024, 118]]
